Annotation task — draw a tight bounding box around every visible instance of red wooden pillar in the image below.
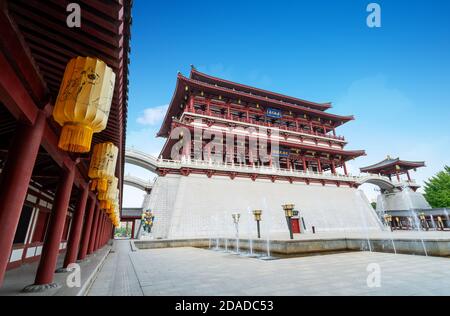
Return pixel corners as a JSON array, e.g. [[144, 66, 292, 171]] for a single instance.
[[342, 161, 348, 176], [101, 217, 107, 246], [188, 95, 194, 112], [302, 156, 307, 171], [88, 207, 100, 255], [206, 98, 211, 116], [96, 213, 105, 250], [331, 161, 336, 175], [317, 159, 322, 173], [406, 170, 411, 181], [78, 197, 96, 260], [93, 212, 102, 251], [0, 111, 46, 286], [61, 184, 89, 270], [131, 221, 135, 239], [27, 165, 75, 288]]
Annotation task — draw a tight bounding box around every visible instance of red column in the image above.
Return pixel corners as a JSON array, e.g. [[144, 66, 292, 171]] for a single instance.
[[0, 111, 46, 286], [95, 213, 105, 250], [302, 156, 307, 171], [406, 170, 411, 181], [61, 184, 89, 269], [93, 212, 102, 251], [188, 95, 194, 112], [317, 159, 322, 173], [100, 216, 106, 246], [342, 161, 348, 176], [31, 165, 75, 287], [331, 161, 336, 175], [87, 206, 100, 255], [78, 197, 96, 260], [131, 221, 135, 239], [206, 99, 211, 115]]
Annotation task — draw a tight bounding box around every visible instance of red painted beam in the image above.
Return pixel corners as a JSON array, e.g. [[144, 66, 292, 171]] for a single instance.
[[0, 51, 37, 124], [0, 7, 48, 105]]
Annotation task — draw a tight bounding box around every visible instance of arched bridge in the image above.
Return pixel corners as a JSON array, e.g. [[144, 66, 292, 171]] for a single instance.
[[125, 148, 159, 173], [355, 175, 395, 190], [124, 175, 153, 193]]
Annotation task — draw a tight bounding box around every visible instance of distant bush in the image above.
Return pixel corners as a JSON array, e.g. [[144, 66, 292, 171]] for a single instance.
[[424, 166, 450, 208]]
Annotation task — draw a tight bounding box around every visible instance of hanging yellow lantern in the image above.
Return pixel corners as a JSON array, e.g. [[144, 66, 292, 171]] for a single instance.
[[53, 56, 116, 153], [100, 200, 111, 211], [89, 143, 118, 192], [98, 177, 118, 201]]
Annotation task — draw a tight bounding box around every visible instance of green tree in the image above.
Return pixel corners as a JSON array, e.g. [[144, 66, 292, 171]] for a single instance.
[[424, 166, 450, 208]]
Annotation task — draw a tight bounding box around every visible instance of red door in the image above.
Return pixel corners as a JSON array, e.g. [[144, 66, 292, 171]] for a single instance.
[[291, 218, 300, 234]]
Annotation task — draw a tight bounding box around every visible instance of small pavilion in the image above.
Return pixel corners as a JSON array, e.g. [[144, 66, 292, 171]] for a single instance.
[[360, 156, 425, 182]]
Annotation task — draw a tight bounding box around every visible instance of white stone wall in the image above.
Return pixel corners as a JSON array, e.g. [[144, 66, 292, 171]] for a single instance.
[[146, 174, 384, 239]]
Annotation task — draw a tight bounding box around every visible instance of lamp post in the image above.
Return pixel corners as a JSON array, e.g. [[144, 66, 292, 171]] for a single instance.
[[252, 210, 262, 239], [282, 204, 295, 240]]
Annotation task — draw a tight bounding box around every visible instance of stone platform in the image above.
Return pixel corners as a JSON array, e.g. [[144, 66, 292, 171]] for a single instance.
[[135, 231, 450, 257]]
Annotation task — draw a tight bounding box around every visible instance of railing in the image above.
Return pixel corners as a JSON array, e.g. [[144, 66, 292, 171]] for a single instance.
[[185, 109, 346, 142], [124, 174, 153, 191], [126, 148, 359, 182]]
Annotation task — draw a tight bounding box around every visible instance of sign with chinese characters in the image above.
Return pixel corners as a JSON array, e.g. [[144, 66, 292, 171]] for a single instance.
[[266, 107, 282, 119], [271, 147, 290, 158]]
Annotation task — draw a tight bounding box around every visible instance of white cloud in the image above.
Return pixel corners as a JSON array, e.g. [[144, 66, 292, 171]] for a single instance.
[[136, 104, 168, 126]]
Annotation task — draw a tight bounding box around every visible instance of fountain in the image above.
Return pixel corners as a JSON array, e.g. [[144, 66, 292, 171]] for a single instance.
[[444, 209, 450, 229], [259, 198, 276, 260], [239, 208, 258, 258], [232, 213, 240, 254], [213, 215, 220, 251], [355, 190, 373, 252], [378, 193, 397, 254], [430, 216, 437, 230], [402, 186, 428, 256]]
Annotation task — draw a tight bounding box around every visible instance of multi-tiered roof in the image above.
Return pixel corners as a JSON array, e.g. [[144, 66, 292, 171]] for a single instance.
[[158, 67, 365, 171]]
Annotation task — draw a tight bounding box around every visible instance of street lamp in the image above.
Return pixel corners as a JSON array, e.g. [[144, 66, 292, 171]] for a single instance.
[[252, 210, 262, 238], [282, 204, 295, 240]]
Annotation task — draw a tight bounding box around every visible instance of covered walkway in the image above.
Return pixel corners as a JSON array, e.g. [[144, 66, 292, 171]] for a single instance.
[[0, 1, 131, 291]]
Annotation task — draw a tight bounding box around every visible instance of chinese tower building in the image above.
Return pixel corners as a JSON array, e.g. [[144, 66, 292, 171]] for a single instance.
[[136, 67, 384, 238]]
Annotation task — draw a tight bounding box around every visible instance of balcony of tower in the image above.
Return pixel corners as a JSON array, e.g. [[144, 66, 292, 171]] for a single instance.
[[181, 95, 348, 146]]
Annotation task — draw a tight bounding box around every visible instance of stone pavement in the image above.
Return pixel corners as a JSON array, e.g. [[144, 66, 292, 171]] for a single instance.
[[88, 240, 450, 296], [0, 245, 111, 296], [87, 239, 143, 296]]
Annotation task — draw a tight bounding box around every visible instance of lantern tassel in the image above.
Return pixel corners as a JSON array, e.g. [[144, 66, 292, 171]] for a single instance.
[[58, 124, 94, 153]]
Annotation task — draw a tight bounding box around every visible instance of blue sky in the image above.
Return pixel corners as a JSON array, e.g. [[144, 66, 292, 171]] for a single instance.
[[124, 0, 450, 206]]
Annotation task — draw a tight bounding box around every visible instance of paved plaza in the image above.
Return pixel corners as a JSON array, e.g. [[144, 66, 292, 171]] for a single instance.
[[87, 240, 450, 296]]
